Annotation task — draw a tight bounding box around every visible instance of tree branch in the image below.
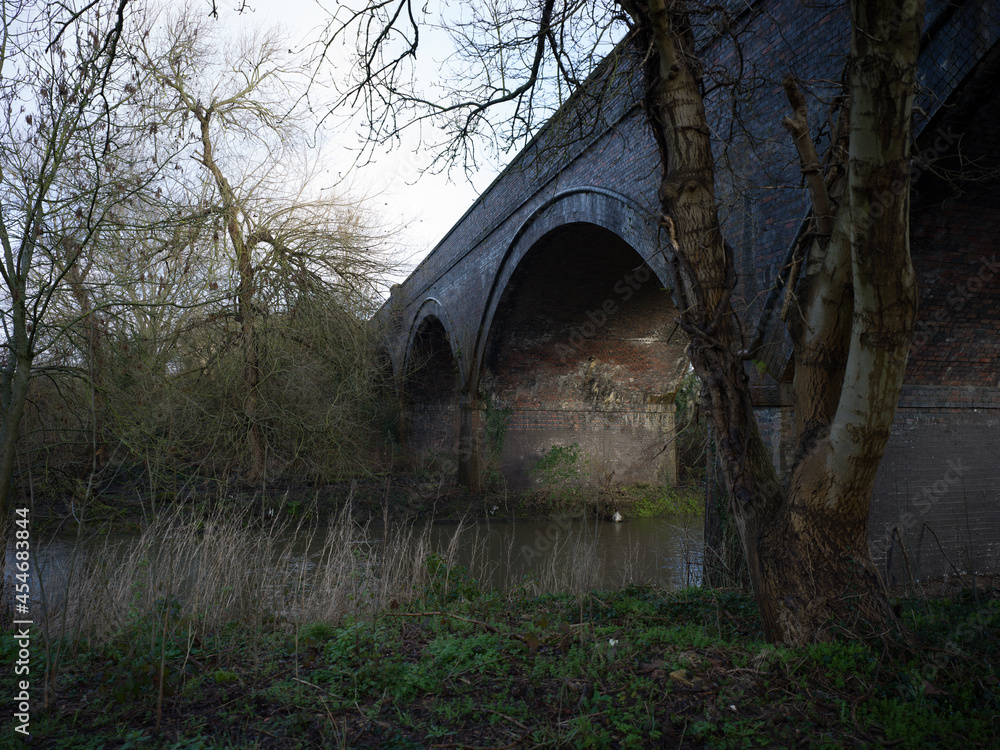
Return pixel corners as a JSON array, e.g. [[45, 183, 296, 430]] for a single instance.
[[781, 74, 833, 238]]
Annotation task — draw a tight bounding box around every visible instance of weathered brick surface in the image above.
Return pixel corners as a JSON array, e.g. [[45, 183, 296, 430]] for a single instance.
[[906, 38, 1000, 388], [754, 403, 796, 478], [870, 399, 1000, 584], [386, 0, 999, 572], [498, 406, 677, 489], [479, 223, 687, 486]]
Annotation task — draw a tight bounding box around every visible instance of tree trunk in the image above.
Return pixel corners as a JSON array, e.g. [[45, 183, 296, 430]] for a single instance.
[[0, 355, 31, 547], [194, 106, 266, 483], [235, 222, 264, 484], [63, 243, 110, 467], [0, 297, 34, 605], [625, 0, 922, 644]]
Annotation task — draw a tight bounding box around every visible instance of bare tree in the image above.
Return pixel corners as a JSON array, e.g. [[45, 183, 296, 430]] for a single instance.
[[2, 1, 400, 535], [139, 6, 396, 483], [326, 0, 925, 644], [315, 0, 629, 174], [0, 0, 138, 540], [631, 0, 922, 644]]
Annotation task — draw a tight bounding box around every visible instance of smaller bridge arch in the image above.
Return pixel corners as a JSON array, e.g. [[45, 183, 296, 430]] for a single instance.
[[400, 300, 465, 472], [404, 298, 468, 391]]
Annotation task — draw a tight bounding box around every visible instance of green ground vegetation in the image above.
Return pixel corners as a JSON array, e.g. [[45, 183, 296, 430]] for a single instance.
[[604, 485, 704, 518], [5, 565, 998, 749]]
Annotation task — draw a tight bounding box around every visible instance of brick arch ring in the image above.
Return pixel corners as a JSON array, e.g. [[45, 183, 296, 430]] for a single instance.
[[404, 297, 469, 393], [470, 186, 669, 388]]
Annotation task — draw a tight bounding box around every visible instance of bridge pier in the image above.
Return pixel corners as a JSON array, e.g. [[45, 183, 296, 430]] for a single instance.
[[457, 394, 483, 493], [472, 398, 677, 491]]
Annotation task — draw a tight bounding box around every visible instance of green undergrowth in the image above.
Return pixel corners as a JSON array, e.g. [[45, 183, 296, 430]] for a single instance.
[[4, 572, 998, 749], [510, 483, 704, 520], [604, 483, 704, 518]]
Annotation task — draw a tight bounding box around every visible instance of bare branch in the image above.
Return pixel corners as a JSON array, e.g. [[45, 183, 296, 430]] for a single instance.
[[781, 74, 833, 238]]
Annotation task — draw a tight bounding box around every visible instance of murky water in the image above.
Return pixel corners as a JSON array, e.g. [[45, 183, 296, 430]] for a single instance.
[[420, 516, 704, 590], [13, 515, 703, 618]]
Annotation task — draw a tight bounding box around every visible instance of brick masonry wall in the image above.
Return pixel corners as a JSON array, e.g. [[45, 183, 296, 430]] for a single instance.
[[385, 0, 1000, 577], [869, 388, 1000, 583], [481, 222, 687, 488], [495, 406, 677, 490], [753, 405, 796, 478], [905, 37, 1000, 388], [754, 386, 1000, 581], [403, 405, 460, 463]]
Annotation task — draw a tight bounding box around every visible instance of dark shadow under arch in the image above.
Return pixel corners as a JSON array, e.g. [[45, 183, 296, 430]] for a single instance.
[[401, 315, 462, 468], [479, 220, 689, 489]]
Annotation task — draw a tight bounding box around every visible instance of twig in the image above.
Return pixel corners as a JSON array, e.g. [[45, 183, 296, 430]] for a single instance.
[[293, 676, 330, 692], [384, 610, 497, 627], [920, 522, 972, 589], [481, 707, 528, 730]]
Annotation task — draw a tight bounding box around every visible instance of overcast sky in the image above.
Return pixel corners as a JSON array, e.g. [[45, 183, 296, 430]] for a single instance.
[[215, 0, 501, 275]]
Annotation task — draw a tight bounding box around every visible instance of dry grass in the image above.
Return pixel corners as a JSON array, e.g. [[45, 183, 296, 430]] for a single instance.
[[36, 506, 445, 643], [34, 509, 707, 648]]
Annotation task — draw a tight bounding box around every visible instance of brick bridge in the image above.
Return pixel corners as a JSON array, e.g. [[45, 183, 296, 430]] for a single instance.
[[381, 0, 1000, 581]]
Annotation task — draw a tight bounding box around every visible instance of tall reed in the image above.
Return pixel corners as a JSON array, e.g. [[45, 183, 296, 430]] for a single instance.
[[37, 505, 445, 643], [35, 509, 704, 646]]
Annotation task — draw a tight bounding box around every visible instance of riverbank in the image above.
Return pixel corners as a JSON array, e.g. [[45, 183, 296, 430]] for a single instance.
[[23, 474, 705, 534], [4, 576, 998, 749]]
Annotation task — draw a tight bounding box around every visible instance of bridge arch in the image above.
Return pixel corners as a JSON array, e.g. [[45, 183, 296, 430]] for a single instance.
[[400, 300, 465, 469], [472, 188, 688, 489], [404, 298, 467, 391], [473, 187, 670, 375]]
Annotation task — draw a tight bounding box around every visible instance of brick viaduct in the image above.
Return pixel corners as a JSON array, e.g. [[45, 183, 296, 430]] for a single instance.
[[381, 0, 1000, 582]]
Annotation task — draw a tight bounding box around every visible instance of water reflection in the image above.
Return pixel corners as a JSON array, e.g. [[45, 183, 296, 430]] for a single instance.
[[18, 515, 702, 614], [422, 516, 703, 591]]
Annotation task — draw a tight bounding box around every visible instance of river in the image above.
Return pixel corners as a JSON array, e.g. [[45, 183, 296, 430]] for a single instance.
[[14, 514, 703, 627]]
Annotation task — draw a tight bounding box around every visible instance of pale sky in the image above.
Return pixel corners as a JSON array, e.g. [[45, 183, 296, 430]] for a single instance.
[[215, 0, 500, 274]]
